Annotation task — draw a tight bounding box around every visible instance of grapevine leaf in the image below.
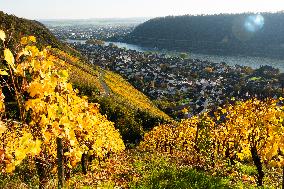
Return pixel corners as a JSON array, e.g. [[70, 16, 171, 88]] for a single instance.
[[0, 70, 8, 75], [0, 122, 6, 135], [0, 30, 5, 41], [4, 49, 15, 70]]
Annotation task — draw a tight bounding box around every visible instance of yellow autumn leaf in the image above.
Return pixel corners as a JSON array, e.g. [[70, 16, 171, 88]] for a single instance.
[[14, 149, 26, 163], [6, 163, 15, 173], [0, 30, 6, 41], [181, 108, 188, 114], [28, 36, 36, 43], [70, 139, 75, 146], [0, 122, 7, 135], [17, 50, 30, 59], [28, 82, 42, 97], [21, 37, 28, 45], [0, 69, 8, 75], [4, 49, 15, 70], [237, 152, 245, 160], [30, 140, 41, 156]]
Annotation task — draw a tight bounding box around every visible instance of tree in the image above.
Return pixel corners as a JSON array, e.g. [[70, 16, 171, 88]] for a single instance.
[[179, 52, 189, 59]]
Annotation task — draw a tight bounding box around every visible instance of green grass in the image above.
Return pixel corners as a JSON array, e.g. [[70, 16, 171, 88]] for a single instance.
[[131, 168, 230, 189], [129, 153, 231, 189], [238, 164, 258, 176], [131, 166, 231, 189], [0, 151, 279, 189]]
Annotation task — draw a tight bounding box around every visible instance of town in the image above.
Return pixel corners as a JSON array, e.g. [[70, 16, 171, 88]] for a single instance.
[[69, 41, 282, 118], [43, 18, 149, 41], [48, 24, 134, 40]]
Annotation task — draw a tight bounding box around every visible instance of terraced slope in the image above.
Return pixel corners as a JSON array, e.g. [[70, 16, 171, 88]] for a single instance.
[[103, 70, 170, 121]]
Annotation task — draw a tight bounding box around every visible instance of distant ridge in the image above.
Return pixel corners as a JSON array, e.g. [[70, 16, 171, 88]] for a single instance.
[[40, 17, 150, 27], [123, 12, 284, 58]]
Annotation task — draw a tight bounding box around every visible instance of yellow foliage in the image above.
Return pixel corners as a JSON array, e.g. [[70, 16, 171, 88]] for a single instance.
[[0, 30, 5, 41], [4, 48, 15, 70], [213, 98, 284, 166], [28, 36, 36, 43], [0, 122, 6, 135], [104, 70, 170, 121], [0, 31, 125, 173], [141, 98, 284, 171]]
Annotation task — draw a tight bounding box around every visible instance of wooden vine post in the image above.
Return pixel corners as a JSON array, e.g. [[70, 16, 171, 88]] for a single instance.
[[57, 137, 64, 189]]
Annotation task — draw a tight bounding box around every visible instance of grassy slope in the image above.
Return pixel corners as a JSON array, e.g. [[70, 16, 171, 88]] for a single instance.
[[103, 70, 170, 121]]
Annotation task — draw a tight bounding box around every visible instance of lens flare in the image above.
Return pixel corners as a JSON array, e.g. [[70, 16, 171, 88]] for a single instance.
[[244, 14, 264, 32]]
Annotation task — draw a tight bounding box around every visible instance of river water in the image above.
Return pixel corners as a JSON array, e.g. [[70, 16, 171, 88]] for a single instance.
[[65, 39, 284, 72]]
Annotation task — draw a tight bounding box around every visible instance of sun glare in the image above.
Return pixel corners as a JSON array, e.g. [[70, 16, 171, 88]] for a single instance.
[[244, 14, 265, 32]]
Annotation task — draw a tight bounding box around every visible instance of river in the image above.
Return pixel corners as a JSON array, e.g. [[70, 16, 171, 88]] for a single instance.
[[65, 39, 284, 72]]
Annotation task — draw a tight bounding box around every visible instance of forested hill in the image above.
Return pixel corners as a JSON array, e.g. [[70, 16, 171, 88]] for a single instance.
[[124, 12, 284, 58], [0, 11, 83, 57]]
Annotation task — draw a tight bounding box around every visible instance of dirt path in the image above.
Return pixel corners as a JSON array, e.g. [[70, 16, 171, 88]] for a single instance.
[[98, 68, 111, 96]]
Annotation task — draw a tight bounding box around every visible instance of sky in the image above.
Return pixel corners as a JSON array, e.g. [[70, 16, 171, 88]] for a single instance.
[[0, 0, 284, 20]]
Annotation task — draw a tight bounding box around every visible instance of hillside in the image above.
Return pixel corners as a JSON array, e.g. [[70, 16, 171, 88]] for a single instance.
[[1, 11, 284, 189], [0, 11, 104, 96], [0, 11, 170, 143], [0, 11, 81, 57], [123, 12, 284, 58]]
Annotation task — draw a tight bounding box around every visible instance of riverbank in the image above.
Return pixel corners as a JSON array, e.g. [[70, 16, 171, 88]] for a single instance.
[[65, 39, 284, 72]]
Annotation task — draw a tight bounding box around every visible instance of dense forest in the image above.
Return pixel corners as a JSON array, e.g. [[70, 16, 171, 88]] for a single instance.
[[122, 12, 284, 58]]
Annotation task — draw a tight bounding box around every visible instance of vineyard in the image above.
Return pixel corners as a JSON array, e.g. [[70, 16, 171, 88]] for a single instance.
[[103, 70, 171, 122], [0, 31, 125, 188], [45, 48, 170, 143], [141, 98, 284, 188], [2, 11, 284, 189], [0, 27, 172, 188], [50, 48, 105, 95]]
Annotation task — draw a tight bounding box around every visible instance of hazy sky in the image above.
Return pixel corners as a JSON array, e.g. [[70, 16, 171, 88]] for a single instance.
[[1, 0, 284, 19]]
